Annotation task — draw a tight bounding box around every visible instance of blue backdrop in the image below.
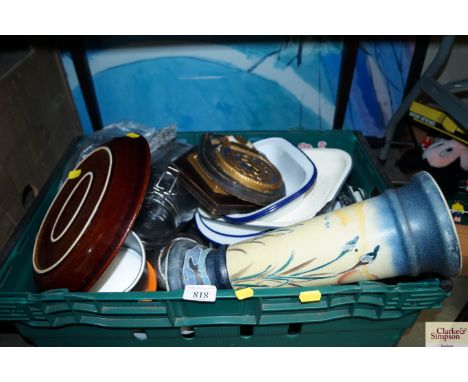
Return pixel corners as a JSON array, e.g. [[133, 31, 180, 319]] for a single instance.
[[62, 37, 415, 138], [344, 37, 415, 138]]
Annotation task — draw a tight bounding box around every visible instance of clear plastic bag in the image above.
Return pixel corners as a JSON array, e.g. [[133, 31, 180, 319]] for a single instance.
[[59, 122, 177, 186]]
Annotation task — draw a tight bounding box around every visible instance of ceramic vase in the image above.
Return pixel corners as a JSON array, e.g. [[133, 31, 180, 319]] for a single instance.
[[226, 171, 461, 288]]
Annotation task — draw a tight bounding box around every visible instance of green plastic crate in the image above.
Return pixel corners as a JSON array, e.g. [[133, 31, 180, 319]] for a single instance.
[[0, 130, 451, 346]]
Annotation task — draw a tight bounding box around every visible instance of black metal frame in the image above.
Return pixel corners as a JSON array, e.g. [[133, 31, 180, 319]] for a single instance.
[[68, 37, 103, 132], [333, 37, 359, 130], [333, 36, 430, 134]]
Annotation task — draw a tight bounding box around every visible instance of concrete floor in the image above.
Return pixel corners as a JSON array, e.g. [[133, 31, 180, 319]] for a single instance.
[[0, 145, 466, 347], [0, 323, 31, 347]]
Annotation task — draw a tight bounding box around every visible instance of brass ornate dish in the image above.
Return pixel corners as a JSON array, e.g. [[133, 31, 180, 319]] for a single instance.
[[172, 150, 258, 215], [213, 142, 283, 192], [198, 134, 285, 206]]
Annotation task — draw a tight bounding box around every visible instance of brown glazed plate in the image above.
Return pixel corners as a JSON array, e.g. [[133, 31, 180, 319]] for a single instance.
[[32, 134, 150, 292]]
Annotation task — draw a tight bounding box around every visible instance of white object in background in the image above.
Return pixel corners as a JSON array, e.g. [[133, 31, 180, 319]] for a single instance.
[[89, 231, 146, 292], [353, 189, 364, 202]]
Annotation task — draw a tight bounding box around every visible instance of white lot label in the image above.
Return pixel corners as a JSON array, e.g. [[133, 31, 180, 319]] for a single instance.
[[183, 285, 217, 302]]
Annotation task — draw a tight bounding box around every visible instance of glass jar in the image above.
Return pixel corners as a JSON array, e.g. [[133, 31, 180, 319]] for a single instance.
[[133, 141, 198, 252]]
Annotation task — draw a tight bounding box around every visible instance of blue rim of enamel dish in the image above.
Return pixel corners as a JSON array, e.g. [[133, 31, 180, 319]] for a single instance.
[[196, 212, 268, 239], [223, 149, 318, 224]]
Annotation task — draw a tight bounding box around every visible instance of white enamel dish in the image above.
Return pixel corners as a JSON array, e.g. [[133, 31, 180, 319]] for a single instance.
[[199, 147, 352, 230], [195, 212, 269, 245], [238, 147, 353, 228], [212, 137, 318, 224]]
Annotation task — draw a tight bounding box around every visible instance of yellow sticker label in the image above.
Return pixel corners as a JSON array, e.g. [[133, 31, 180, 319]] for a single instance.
[[235, 288, 254, 300], [68, 169, 82, 179], [126, 132, 140, 138], [452, 202, 464, 212], [299, 290, 321, 303]]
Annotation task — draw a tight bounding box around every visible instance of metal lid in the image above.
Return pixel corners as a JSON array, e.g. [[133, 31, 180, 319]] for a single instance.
[[33, 134, 150, 292], [198, 134, 285, 206]]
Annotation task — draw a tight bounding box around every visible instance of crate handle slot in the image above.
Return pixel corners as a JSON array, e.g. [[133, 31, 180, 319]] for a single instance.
[[240, 325, 254, 338], [180, 326, 195, 339], [287, 323, 302, 335], [132, 329, 148, 341]]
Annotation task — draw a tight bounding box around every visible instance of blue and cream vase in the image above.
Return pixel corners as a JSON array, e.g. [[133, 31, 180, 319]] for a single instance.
[[159, 171, 462, 290]]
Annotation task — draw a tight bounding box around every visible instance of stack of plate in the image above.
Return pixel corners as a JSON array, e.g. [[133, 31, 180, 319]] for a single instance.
[[195, 138, 353, 244]]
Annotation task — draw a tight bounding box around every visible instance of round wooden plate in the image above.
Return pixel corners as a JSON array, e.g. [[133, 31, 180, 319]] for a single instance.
[[33, 134, 151, 292]]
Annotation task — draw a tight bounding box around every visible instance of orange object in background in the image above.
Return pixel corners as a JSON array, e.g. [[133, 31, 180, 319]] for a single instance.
[[456, 225, 468, 277], [145, 261, 157, 292]]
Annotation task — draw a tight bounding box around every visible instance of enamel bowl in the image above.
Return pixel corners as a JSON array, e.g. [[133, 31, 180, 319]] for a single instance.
[[198, 147, 352, 231], [218, 137, 318, 224], [89, 231, 146, 292], [195, 211, 268, 245], [238, 147, 353, 228]]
